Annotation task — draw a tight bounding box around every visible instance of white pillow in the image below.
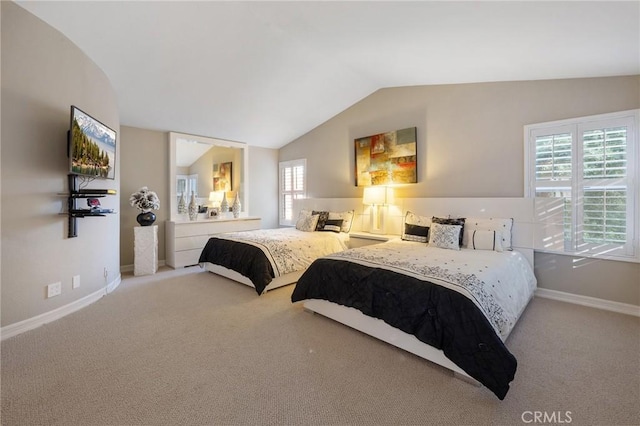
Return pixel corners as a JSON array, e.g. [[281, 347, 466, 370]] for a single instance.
[[468, 230, 504, 252], [463, 217, 513, 250], [429, 223, 462, 251], [296, 211, 319, 232], [402, 211, 431, 242], [328, 210, 354, 233]]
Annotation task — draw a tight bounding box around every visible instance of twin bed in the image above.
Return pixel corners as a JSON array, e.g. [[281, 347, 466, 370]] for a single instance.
[[197, 198, 537, 399], [198, 206, 354, 294]]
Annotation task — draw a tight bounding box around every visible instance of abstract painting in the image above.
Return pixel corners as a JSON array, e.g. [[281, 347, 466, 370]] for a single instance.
[[213, 161, 232, 192], [355, 127, 417, 186]]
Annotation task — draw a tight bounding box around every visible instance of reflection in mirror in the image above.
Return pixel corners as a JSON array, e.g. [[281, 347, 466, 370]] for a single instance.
[[169, 132, 248, 221]]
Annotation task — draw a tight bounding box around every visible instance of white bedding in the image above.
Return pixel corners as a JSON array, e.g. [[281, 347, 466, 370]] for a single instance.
[[325, 240, 537, 340], [213, 227, 350, 278]]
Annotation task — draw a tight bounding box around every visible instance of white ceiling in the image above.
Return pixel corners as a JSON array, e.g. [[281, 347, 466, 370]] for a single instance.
[[16, 1, 640, 149]]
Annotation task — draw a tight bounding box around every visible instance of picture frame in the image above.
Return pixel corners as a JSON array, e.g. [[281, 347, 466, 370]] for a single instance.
[[213, 161, 233, 192], [354, 127, 417, 186], [208, 207, 219, 219]]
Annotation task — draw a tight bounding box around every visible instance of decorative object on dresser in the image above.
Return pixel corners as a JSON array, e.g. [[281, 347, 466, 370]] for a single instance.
[[188, 191, 198, 221], [129, 186, 160, 226], [232, 192, 241, 218], [220, 191, 229, 213], [178, 192, 187, 214], [355, 127, 417, 186]]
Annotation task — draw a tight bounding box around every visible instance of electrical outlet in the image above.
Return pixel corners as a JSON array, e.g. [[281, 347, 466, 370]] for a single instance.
[[47, 282, 62, 298], [72, 275, 80, 289]]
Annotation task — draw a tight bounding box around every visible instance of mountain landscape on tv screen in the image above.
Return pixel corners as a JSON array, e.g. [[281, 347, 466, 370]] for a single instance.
[[75, 112, 116, 147], [71, 109, 116, 179]]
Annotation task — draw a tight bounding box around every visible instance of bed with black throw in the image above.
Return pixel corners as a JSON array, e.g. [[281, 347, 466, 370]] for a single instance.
[[291, 235, 536, 400], [199, 209, 353, 294]]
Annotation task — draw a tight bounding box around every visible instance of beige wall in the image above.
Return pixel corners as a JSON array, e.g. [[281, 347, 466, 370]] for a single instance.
[[279, 76, 640, 306], [1, 2, 121, 326], [119, 127, 168, 269], [247, 146, 279, 229]]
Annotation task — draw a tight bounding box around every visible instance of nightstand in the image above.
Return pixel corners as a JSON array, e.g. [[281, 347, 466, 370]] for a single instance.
[[348, 232, 397, 248]]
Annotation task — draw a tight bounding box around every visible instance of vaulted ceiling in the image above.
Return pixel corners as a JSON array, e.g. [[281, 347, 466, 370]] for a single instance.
[[16, 1, 640, 149]]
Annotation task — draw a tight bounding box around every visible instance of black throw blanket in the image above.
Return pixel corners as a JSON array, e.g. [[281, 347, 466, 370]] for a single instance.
[[291, 258, 517, 400], [199, 237, 275, 295]]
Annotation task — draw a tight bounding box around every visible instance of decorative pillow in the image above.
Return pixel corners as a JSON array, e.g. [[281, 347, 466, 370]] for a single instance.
[[312, 210, 330, 231], [328, 210, 354, 233], [468, 230, 504, 252], [429, 223, 462, 251], [402, 211, 431, 242], [295, 212, 319, 232], [463, 217, 513, 250], [318, 219, 344, 233], [403, 223, 430, 243], [431, 217, 466, 246]]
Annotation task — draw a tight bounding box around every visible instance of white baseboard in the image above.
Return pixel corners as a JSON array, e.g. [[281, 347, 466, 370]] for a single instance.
[[1, 274, 122, 341], [120, 260, 166, 273], [535, 288, 640, 317]]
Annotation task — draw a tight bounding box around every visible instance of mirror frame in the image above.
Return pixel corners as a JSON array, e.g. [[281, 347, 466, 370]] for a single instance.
[[169, 131, 249, 221]]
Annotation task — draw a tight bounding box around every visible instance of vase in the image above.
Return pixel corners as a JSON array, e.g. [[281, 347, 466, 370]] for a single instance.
[[188, 191, 198, 221], [136, 211, 156, 226], [220, 192, 229, 213], [232, 193, 241, 218], [178, 192, 186, 214]]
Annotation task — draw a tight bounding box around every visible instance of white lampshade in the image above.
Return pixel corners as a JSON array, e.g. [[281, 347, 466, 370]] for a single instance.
[[363, 186, 394, 205], [363, 186, 386, 205]]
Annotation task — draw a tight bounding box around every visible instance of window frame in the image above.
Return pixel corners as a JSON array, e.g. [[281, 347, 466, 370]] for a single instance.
[[524, 109, 639, 263], [279, 158, 307, 226]]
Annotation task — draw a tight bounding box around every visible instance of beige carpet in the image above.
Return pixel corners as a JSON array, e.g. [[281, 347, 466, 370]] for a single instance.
[[2, 266, 639, 426]]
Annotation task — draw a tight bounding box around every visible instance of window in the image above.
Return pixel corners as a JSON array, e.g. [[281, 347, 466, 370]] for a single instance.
[[525, 109, 639, 262], [279, 159, 306, 226], [176, 174, 198, 197]]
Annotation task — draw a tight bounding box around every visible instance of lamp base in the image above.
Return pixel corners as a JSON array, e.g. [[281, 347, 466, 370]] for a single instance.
[[369, 205, 386, 234]]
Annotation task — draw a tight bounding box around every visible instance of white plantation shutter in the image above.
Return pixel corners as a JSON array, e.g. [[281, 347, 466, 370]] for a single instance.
[[533, 130, 574, 246], [525, 110, 638, 262], [279, 159, 306, 226], [581, 126, 628, 244]]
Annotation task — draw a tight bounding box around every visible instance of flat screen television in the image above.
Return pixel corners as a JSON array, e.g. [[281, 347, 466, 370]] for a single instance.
[[69, 105, 117, 179]]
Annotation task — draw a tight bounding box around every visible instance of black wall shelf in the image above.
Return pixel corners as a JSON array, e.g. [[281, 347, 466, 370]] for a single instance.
[[66, 174, 116, 238]]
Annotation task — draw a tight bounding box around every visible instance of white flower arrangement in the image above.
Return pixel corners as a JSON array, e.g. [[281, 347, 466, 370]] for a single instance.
[[129, 187, 160, 212]]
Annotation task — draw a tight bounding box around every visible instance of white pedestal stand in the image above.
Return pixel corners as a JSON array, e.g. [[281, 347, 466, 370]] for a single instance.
[[134, 225, 158, 276]]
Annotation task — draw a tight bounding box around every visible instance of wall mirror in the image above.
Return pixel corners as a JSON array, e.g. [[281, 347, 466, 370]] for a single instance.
[[169, 131, 248, 221]]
